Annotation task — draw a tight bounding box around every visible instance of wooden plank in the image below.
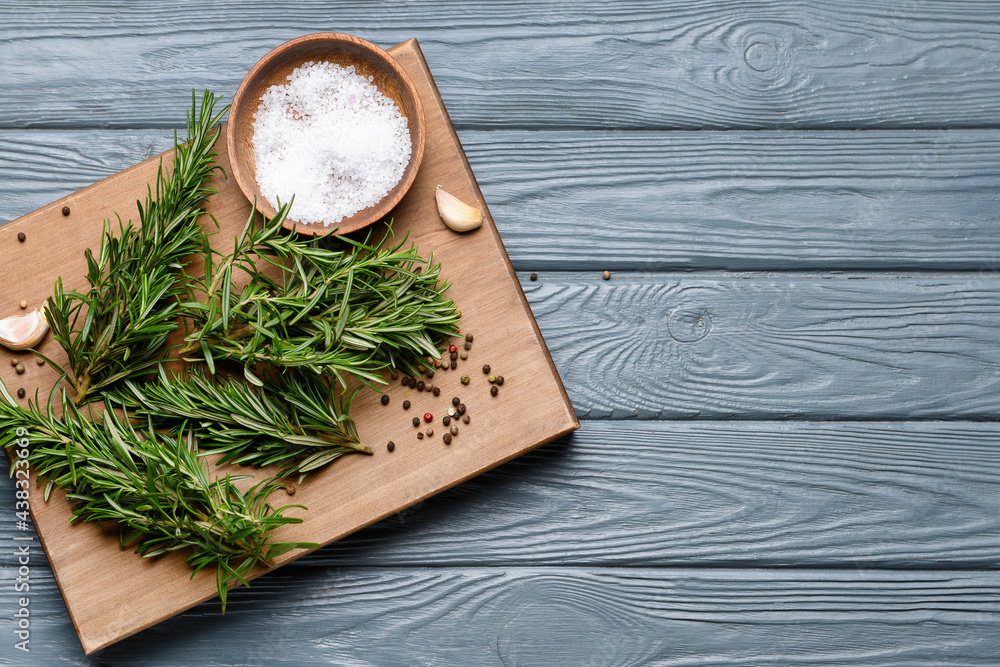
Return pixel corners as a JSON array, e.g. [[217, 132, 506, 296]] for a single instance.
[[524, 275, 1000, 419], [6, 421, 1000, 568], [6, 129, 1000, 271], [0, 39, 577, 654], [3, 1, 1000, 130], [2, 562, 999, 664]]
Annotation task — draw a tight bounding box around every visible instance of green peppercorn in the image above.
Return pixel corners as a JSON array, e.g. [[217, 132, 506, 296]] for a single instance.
[[488, 374, 497, 384], [464, 341, 472, 350], [461, 374, 470, 385]]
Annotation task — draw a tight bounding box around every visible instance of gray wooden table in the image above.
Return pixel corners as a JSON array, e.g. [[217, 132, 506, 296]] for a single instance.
[[3, 2, 1000, 664]]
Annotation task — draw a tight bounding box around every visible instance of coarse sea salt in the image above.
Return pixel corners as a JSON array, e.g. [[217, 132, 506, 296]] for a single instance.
[[252, 61, 412, 226]]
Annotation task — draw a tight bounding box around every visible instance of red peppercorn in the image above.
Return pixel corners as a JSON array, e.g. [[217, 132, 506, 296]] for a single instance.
[[424, 412, 433, 423], [449, 344, 457, 353]]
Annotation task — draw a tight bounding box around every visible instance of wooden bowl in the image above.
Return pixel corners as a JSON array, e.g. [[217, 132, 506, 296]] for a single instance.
[[227, 33, 425, 235]]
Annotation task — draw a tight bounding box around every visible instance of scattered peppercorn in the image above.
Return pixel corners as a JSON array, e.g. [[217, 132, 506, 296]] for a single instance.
[[432, 387, 440, 396], [449, 344, 457, 353], [36, 357, 44, 365], [387, 441, 396, 452], [19, 300, 27, 310], [464, 341, 472, 350], [417, 380, 425, 391], [461, 374, 470, 385], [17, 232, 26, 243], [433, 360, 441, 369], [425, 382, 434, 392], [452, 397, 461, 406], [412, 417, 420, 427], [403, 400, 411, 410], [8, 359, 16, 367], [482, 364, 491, 374], [496, 376, 504, 386], [426, 370, 435, 379], [15, 364, 24, 375], [424, 412, 433, 423], [450, 351, 458, 361], [62, 205, 71, 216], [603, 270, 611, 280], [488, 374, 497, 384], [491, 386, 499, 397], [408, 377, 417, 388], [458, 403, 466, 415], [417, 432, 424, 440], [463, 414, 470, 424], [443, 416, 451, 426], [465, 333, 474, 342], [443, 433, 452, 444], [450, 360, 457, 369], [381, 394, 390, 405], [17, 388, 25, 399], [450, 425, 458, 436], [448, 407, 457, 417], [284, 483, 296, 496], [530, 272, 538, 281], [426, 427, 434, 437], [401, 376, 409, 386], [460, 352, 468, 360]]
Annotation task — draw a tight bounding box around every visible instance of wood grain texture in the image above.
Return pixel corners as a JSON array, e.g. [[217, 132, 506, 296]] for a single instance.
[[3, 1, 1000, 130], [1, 561, 998, 665], [525, 275, 1000, 420], [0, 39, 576, 655], [5, 421, 1000, 569], [5, 129, 1000, 271]]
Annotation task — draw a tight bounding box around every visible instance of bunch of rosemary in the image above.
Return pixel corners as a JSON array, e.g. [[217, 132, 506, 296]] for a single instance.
[[0, 384, 317, 610], [42, 90, 227, 405], [179, 203, 460, 389]]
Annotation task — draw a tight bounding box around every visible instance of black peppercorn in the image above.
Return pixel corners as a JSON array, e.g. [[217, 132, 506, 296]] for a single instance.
[[17, 388, 25, 399], [401, 376, 409, 386], [408, 377, 417, 388], [496, 376, 504, 386], [452, 397, 461, 406], [412, 416, 420, 427], [62, 205, 70, 216], [482, 364, 490, 374], [17, 232, 26, 243], [491, 386, 499, 397], [458, 403, 466, 415], [417, 380, 425, 391], [432, 387, 440, 396], [450, 360, 457, 369], [387, 441, 395, 452], [530, 272, 537, 281], [417, 432, 424, 440], [381, 394, 390, 405], [403, 400, 411, 410], [443, 433, 452, 444], [443, 416, 451, 426], [450, 351, 458, 360], [465, 333, 474, 342]]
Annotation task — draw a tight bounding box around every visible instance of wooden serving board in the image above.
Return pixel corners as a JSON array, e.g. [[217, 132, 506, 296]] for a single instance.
[[0, 38, 578, 654]]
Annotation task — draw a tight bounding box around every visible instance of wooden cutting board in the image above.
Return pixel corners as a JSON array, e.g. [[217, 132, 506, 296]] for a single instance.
[[0, 38, 578, 654]]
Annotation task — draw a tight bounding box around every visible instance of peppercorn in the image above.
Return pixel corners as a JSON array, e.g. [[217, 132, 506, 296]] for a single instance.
[[36, 357, 44, 365], [18, 300, 27, 309], [465, 333, 474, 342], [448, 407, 457, 417], [450, 360, 457, 369], [461, 374, 470, 385], [488, 374, 497, 384], [603, 270, 611, 280], [433, 360, 441, 369], [62, 205, 71, 216], [458, 403, 466, 415], [417, 432, 424, 440], [17, 232, 25, 243], [452, 397, 460, 406], [443, 416, 451, 426], [17, 388, 25, 399], [403, 400, 411, 410], [15, 364, 24, 375], [450, 351, 458, 361], [425, 383, 434, 393], [450, 425, 458, 436], [463, 414, 470, 424], [417, 380, 425, 391], [432, 387, 440, 396], [443, 433, 452, 444], [426, 427, 434, 437], [412, 417, 420, 427], [408, 377, 417, 388], [530, 272, 538, 281], [464, 341, 472, 350], [482, 364, 491, 374], [491, 386, 499, 397], [381, 394, 390, 406], [401, 376, 409, 386], [496, 376, 504, 386], [8, 359, 16, 367], [460, 352, 468, 360], [284, 483, 296, 496], [387, 441, 396, 452], [449, 344, 457, 353], [424, 412, 433, 423], [426, 370, 435, 379]]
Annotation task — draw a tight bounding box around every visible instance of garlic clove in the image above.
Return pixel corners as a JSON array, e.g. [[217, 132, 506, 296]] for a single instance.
[[0, 307, 49, 351], [436, 185, 483, 232]]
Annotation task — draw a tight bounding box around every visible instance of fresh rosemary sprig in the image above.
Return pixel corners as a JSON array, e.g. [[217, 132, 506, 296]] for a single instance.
[[112, 365, 371, 479], [179, 203, 460, 389], [0, 383, 317, 611], [41, 90, 228, 404]]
